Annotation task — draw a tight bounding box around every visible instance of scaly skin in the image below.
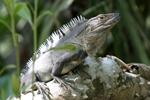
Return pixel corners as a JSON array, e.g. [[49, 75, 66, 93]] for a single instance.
[[20, 13, 120, 99]]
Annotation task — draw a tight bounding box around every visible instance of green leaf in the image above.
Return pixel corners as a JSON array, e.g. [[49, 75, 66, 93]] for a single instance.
[[37, 10, 53, 22], [0, 64, 16, 76], [11, 73, 20, 98], [0, 17, 11, 31], [1, 89, 5, 100], [20, 85, 30, 92], [25, 0, 34, 13], [14, 2, 25, 16], [0, 74, 13, 100], [17, 3, 33, 28], [3, 0, 14, 14], [8, 93, 15, 100], [44, 44, 76, 54]]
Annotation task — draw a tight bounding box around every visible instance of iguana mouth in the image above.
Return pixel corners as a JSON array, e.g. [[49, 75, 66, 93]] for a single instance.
[[92, 13, 120, 32], [105, 13, 120, 25]]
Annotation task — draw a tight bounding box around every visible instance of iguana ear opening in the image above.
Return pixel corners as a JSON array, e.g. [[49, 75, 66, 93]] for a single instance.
[[86, 24, 91, 33]]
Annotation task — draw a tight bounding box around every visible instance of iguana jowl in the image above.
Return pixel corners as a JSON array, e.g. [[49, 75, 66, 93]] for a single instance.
[[20, 13, 120, 97]]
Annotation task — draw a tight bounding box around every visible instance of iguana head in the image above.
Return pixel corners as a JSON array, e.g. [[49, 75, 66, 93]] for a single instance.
[[82, 13, 120, 57], [86, 13, 120, 34], [67, 13, 120, 58]]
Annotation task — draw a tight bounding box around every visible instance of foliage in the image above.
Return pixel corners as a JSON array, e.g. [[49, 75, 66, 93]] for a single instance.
[[0, 0, 53, 99], [45, 44, 76, 53], [0, 0, 150, 99]]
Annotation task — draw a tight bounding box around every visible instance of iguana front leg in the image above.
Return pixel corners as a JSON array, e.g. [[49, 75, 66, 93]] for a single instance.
[[52, 46, 87, 75], [52, 47, 87, 89], [33, 82, 51, 100], [22, 80, 51, 100]]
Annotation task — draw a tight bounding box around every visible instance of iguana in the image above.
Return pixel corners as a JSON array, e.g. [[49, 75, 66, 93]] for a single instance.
[[20, 13, 120, 99]]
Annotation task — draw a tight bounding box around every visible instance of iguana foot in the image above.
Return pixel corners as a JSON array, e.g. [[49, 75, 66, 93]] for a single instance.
[[106, 55, 133, 72], [74, 65, 92, 79], [52, 76, 75, 90], [34, 82, 51, 100]]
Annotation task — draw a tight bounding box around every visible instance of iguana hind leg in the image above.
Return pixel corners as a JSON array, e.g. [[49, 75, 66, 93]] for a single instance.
[[73, 64, 92, 79], [51, 47, 85, 89]]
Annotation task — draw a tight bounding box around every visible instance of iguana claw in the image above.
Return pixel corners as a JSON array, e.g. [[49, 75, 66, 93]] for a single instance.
[[52, 76, 75, 90], [34, 82, 51, 100]]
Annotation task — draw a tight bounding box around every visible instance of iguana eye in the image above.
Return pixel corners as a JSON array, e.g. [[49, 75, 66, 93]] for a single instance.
[[98, 17, 104, 21], [100, 17, 103, 19]]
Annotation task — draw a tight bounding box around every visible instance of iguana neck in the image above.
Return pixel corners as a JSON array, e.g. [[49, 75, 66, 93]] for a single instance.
[[85, 31, 109, 57]]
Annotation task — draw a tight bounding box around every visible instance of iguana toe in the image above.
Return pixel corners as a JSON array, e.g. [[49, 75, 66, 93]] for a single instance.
[[34, 82, 51, 100], [52, 75, 75, 90]]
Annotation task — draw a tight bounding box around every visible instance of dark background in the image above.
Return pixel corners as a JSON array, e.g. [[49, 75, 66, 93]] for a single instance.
[[0, 0, 150, 99]]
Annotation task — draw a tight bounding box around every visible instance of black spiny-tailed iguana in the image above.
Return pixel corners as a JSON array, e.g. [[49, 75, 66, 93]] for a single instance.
[[20, 13, 120, 98]]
